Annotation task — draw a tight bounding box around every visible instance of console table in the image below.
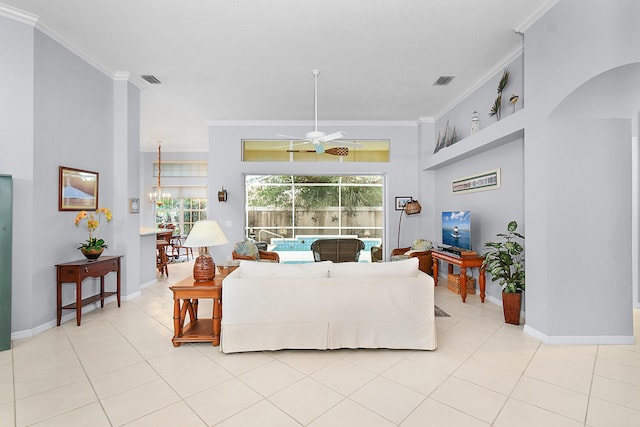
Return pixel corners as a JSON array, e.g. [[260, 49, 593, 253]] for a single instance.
[[170, 276, 224, 347], [432, 251, 486, 303], [55, 255, 122, 326]]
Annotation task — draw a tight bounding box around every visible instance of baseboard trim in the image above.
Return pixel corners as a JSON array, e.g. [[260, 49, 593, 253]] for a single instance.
[[10, 294, 131, 341], [523, 325, 636, 345]]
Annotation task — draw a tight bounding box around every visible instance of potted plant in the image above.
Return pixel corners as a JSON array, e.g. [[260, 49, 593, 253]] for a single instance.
[[482, 220, 525, 324], [75, 207, 113, 259]]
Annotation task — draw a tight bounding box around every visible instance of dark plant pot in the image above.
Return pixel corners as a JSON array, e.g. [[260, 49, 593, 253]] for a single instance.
[[81, 248, 104, 260], [502, 291, 522, 325]]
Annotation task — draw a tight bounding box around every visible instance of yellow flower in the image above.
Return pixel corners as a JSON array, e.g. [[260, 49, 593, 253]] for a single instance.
[[74, 207, 113, 250]]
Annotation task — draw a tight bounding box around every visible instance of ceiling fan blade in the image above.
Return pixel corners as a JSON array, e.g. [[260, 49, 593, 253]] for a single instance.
[[326, 140, 362, 147], [276, 134, 309, 141], [324, 147, 350, 156], [319, 131, 346, 142], [287, 147, 349, 156]]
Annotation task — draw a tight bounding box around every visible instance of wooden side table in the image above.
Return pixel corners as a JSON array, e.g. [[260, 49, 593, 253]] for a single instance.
[[432, 251, 486, 303], [216, 260, 240, 276], [170, 276, 223, 346], [55, 255, 123, 326]]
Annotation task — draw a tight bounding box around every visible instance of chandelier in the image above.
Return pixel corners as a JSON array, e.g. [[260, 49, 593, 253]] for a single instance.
[[149, 141, 171, 206]]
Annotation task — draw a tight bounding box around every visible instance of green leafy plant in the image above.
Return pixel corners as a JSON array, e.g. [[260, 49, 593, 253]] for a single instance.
[[482, 220, 524, 293], [489, 68, 509, 120]]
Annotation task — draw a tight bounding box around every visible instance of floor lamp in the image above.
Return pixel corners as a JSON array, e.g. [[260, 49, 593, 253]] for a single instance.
[[183, 220, 229, 282], [397, 198, 422, 248]]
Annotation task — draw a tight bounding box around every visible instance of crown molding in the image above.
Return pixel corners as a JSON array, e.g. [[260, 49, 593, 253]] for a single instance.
[[417, 117, 435, 124], [207, 120, 418, 127], [0, 3, 38, 26], [1, 3, 144, 88], [434, 43, 523, 122], [513, 0, 559, 34]]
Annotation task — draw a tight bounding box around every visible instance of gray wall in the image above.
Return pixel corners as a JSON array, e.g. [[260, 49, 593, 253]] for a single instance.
[[1, 18, 141, 336], [33, 30, 114, 328], [208, 123, 423, 262], [0, 16, 34, 334], [523, 0, 639, 342], [433, 141, 524, 303], [424, 55, 525, 305]]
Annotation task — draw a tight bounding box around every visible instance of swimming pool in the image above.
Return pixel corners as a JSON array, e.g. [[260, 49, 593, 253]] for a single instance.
[[269, 236, 381, 264], [269, 236, 382, 252]]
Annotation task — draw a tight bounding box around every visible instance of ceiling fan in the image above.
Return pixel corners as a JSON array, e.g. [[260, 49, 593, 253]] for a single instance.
[[278, 69, 361, 154]]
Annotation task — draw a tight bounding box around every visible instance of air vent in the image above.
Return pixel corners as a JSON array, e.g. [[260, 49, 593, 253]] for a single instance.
[[433, 76, 455, 86], [141, 75, 161, 84]]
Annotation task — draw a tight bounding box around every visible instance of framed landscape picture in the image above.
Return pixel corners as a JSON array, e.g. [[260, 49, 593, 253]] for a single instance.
[[58, 166, 99, 211]]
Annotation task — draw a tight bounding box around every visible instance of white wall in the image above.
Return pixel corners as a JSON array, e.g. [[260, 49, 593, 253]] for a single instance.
[[208, 123, 421, 262]]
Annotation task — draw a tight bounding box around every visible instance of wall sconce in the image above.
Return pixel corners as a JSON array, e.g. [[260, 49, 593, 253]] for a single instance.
[[217, 188, 227, 202]]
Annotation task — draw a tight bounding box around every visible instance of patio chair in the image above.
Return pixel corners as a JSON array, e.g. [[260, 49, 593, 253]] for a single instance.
[[311, 238, 365, 263]]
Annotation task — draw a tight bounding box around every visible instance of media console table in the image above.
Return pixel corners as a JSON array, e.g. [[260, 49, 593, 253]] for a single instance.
[[55, 255, 122, 326], [432, 250, 486, 303]]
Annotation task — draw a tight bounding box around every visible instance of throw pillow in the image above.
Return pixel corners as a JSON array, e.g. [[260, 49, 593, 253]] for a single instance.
[[412, 239, 433, 251], [234, 240, 260, 259]]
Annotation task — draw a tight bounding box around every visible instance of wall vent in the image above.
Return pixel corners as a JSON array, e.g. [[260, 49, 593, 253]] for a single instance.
[[433, 76, 455, 86], [141, 75, 162, 84]]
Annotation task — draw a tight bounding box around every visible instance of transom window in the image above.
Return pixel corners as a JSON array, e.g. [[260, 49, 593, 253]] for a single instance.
[[242, 140, 390, 162]]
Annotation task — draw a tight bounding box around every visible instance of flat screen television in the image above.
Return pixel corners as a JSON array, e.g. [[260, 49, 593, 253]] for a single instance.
[[442, 211, 472, 250]]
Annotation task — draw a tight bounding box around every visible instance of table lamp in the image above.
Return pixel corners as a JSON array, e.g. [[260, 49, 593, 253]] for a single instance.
[[183, 220, 229, 282]]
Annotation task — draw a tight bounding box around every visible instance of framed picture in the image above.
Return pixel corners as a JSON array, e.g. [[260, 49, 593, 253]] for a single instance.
[[395, 196, 412, 211], [58, 166, 99, 211], [129, 198, 140, 214], [452, 168, 501, 194]]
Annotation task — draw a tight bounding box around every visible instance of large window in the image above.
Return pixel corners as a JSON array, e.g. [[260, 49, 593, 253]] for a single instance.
[[245, 175, 383, 244], [155, 198, 207, 235]]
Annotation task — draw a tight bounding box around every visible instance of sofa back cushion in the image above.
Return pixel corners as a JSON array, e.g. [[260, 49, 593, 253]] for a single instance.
[[239, 260, 332, 279], [329, 257, 419, 278]]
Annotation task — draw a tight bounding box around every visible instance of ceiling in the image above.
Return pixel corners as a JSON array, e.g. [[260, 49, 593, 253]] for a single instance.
[[2, 0, 554, 152]]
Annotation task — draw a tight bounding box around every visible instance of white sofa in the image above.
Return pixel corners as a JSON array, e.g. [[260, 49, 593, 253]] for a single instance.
[[221, 258, 437, 353]]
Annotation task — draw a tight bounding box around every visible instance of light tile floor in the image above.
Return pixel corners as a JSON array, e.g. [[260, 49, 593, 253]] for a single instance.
[[1, 261, 639, 426]]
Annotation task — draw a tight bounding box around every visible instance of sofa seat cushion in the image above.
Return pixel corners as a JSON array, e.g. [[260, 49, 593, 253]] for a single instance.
[[329, 257, 418, 278], [239, 260, 332, 279]]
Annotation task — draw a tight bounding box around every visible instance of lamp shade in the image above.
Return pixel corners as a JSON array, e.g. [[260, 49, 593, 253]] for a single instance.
[[183, 220, 228, 248], [404, 200, 422, 215]]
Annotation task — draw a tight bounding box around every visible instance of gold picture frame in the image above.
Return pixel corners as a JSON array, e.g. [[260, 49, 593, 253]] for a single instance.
[[58, 166, 99, 211]]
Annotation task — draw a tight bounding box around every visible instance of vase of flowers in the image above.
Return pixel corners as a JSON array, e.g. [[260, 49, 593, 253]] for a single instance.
[[75, 207, 112, 260]]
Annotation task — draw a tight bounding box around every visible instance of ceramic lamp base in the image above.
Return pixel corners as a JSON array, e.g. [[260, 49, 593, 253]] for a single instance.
[[193, 250, 216, 282]]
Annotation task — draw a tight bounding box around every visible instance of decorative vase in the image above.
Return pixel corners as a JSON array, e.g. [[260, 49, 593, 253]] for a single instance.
[[81, 247, 104, 260], [502, 291, 522, 325]]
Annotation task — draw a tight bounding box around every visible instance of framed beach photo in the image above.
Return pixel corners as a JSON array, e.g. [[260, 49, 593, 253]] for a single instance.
[[452, 168, 501, 194], [395, 196, 412, 211], [58, 166, 99, 211]]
